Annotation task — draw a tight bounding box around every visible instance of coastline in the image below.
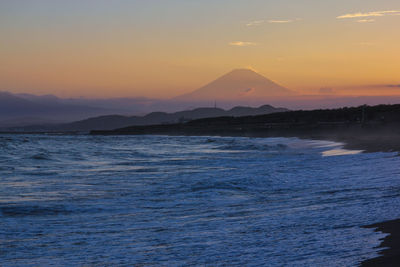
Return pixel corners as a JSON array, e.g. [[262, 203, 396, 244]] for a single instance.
[[91, 126, 400, 154], [361, 219, 400, 267], [299, 132, 400, 154]]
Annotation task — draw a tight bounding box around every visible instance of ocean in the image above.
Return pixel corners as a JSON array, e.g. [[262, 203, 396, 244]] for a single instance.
[[1, 134, 399, 266]]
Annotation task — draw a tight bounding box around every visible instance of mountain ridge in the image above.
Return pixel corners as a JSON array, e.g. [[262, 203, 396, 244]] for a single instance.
[[5, 104, 288, 132]]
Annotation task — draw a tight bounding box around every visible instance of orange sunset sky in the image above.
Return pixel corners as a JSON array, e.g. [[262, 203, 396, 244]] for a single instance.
[[0, 0, 399, 98]]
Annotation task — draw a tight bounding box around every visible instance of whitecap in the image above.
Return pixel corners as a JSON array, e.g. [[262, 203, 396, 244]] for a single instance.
[[322, 148, 364, 157]]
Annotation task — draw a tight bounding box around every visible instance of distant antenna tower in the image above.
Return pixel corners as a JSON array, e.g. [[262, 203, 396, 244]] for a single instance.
[[214, 100, 217, 109], [361, 104, 367, 125]]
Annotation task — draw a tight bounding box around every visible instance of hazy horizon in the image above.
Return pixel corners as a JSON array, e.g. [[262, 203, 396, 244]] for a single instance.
[[1, 1, 400, 99], [2, 68, 400, 101]]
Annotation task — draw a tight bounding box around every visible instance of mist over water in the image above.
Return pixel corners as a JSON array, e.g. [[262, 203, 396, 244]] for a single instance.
[[1, 134, 400, 266]]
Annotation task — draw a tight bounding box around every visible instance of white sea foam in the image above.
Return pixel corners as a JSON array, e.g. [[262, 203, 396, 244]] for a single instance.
[[323, 148, 364, 157]]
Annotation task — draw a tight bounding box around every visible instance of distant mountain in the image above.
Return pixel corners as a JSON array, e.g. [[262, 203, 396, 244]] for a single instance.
[[16, 93, 60, 104], [16, 93, 156, 114], [175, 69, 294, 101], [6, 104, 288, 132], [0, 91, 116, 126], [0, 92, 164, 127], [0, 92, 60, 116]]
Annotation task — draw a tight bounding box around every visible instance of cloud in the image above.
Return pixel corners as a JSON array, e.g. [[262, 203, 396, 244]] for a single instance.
[[365, 84, 400, 88], [245, 18, 300, 26], [244, 66, 259, 72], [268, 19, 293, 24], [357, 19, 375, 23], [229, 41, 258, 47], [337, 10, 400, 19], [246, 20, 265, 27]]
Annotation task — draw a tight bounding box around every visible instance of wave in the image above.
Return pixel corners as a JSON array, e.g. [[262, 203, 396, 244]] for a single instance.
[[30, 153, 52, 160], [190, 181, 247, 192], [217, 142, 287, 152], [0, 205, 72, 217], [0, 166, 15, 171]]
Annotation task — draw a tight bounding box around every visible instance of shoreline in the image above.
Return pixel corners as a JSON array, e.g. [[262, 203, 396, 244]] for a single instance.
[[361, 219, 400, 267], [91, 128, 400, 154], [2, 130, 400, 154], [299, 133, 400, 154]]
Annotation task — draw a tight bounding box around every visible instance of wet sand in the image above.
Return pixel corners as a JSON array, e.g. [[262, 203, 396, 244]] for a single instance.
[[361, 219, 400, 267], [302, 132, 400, 154]]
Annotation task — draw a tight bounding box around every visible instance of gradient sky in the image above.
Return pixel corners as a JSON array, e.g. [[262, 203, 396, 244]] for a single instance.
[[1, 0, 399, 98]]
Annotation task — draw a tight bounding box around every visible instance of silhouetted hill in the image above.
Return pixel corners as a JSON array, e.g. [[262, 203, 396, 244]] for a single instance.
[[91, 104, 400, 153], [5, 105, 288, 132]]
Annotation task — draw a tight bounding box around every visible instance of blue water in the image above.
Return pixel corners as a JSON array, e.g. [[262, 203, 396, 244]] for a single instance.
[[1, 134, 400, 266]]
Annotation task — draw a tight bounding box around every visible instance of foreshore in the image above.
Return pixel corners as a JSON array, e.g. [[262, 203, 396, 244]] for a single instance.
[[361, 219, 400, 267], [91, 123, 400, 154], [304, 132, 400, 154]]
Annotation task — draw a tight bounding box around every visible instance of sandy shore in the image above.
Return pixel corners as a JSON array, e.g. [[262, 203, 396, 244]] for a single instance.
[[361, 219, 400, 266], [298, 132, 400, 154]]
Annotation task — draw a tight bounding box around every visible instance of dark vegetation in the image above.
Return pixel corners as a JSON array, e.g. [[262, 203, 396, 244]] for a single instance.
[[6, 105, 287, 132], [92, 104, 400, 152]]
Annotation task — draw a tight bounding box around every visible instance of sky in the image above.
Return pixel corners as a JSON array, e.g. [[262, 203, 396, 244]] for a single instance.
[[0, 0, 399, 98]]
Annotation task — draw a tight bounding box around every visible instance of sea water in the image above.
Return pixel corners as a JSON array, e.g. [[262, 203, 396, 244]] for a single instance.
[[1, 134, 399, 266]]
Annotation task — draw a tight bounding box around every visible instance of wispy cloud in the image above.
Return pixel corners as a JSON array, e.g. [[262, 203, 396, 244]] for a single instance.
[[337, 10, 400, 19], [246, 20, 264, 27], [357, 19, 375, 23], [268, 19, 293, 24], [229, 41, 258, 47], [245, 18, 300, 26], [365, 84, 400, 88]]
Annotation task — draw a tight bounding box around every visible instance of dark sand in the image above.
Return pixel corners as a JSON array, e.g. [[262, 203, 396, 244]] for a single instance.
[[361, 219, 400, 267], [302, 132, 400, 154]]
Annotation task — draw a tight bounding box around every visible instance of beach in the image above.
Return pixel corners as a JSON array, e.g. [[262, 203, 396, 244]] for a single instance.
[[360, 219, 400, 266]]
